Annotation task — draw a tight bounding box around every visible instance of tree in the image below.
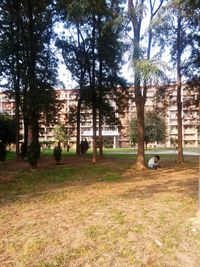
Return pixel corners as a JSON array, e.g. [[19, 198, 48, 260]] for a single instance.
[[22, 0, 58, 148], [53, 145, 62, 164], [0, 113, 16, 145], [129, 117, 138, 146], [183, 80, 200, 140], [144, 111, 166, 147], [130, 111, 166, 148], [0, 0, 22, 160], [0, 0, 59, 167], [0, 141, 7, 162], [57, 0, 126, 163], [83, 0, 126, 163], [95, 2, 127, 159], [183, 0, 200, 142], [53, 124, 68, 146], [56, 0, 90, 157], [154, 0, 199, 163], [127, 0, 164, 169]]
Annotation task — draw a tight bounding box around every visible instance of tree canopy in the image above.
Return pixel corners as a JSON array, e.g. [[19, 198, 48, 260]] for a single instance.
[[0, 113, 16, 145], [56, 0, 127, 161], [0, 0, 60, 165], [130, 111, 166, 147]]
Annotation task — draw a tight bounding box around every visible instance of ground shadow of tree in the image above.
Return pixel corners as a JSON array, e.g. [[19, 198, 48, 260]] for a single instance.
[[0, 156, 198, 207], [120, 166, 198, 200]]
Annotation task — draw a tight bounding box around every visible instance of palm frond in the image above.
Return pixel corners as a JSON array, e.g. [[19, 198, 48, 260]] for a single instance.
[[134, 58, 169, 84]]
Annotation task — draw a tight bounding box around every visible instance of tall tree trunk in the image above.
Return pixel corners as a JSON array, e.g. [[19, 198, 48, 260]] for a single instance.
[[198, 90, 200, 217], [27, 0, 40, 168], [198, 88, 200, 122], [98, 39, 103, 160], [198, 156, 200, 217], [92, 15, 97, 163], [9, 0, 21, 160], [92, 97, 97, 163], [15, 88, 20, 161], [177, 83, 184, 163], [176, 16, 184, 164], [99, 107, 103, 160], [27, 0, 39, 146], [76, 98, 81, 156], [135, 98, 145, 169], [23, 118, 29, 156], [128, 0, 146, 169], [134, 26, 145, 170], [15, 0, 21, 161], [31, 118, 39, 144], [128, 0, 163, 170], [76, 25, 85, 157]]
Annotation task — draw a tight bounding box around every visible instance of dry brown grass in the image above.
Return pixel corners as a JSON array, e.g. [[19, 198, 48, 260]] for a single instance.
[[0, 156, 200, 267]]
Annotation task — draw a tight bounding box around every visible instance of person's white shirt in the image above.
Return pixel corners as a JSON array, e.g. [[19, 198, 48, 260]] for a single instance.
[[148, 156, 160, 168], [148, 157, 155, 165]]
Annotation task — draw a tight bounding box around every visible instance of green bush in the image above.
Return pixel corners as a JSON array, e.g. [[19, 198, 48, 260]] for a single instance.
[[53, 146, 62, 164], [0, 142, 6, 162], [27, 141, 40, 167]]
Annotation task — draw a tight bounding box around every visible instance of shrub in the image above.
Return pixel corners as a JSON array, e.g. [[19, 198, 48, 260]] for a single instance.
[[53, 146, 62, 164], [0, 113, 16, 145], [0, 142, 6, 162], [27, 141, 40, 168]]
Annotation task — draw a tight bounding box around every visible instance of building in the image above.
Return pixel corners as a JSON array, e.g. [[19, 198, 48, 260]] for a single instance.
[[55, 89, 122, 148], [0, 92, 15, 115], [0, 86, 199, 148], [166, 87, 200, 147]]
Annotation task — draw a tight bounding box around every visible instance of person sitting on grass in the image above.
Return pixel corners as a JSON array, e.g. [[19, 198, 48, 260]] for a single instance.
[[148, 155, 160, 169]]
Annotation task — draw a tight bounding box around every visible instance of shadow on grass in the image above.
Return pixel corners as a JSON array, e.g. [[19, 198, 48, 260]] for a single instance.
[[120, 166, 198, 200], [0, 156, 133, 206], [0, 155, 198, 207]]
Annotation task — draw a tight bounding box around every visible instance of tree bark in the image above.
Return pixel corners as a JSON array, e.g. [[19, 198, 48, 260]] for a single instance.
[[92, 97, 97, 163], [128, 0, 163, 170], [128, 0, 146, 169], [15, 0, 21, 161], [177, 83, 184, 163], [31, 118, 39, 144], [198, 156, 200, 217], [198, 92, 200, 217], [75, 24, 86, 157], [15, 87, 20, 161], [76, 98, 81, 157], [99, 107, 103, 160], [92, 15, 97, 163], [134, 26, 145, 169], [176, 16, 184, 164], [23, 118, 29, 156], [98, 36, 103, 160], [9, 0, 21, 160], [135, 98, 145, 169], [27, 0, 39, 147]]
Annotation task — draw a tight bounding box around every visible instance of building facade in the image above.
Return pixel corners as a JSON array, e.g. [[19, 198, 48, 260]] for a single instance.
[[0, 86, 199, 148], [0, 92, 15, 115]]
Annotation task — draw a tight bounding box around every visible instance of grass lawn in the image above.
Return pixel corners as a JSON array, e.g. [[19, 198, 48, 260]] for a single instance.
[[0, 153, 200, 266]]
